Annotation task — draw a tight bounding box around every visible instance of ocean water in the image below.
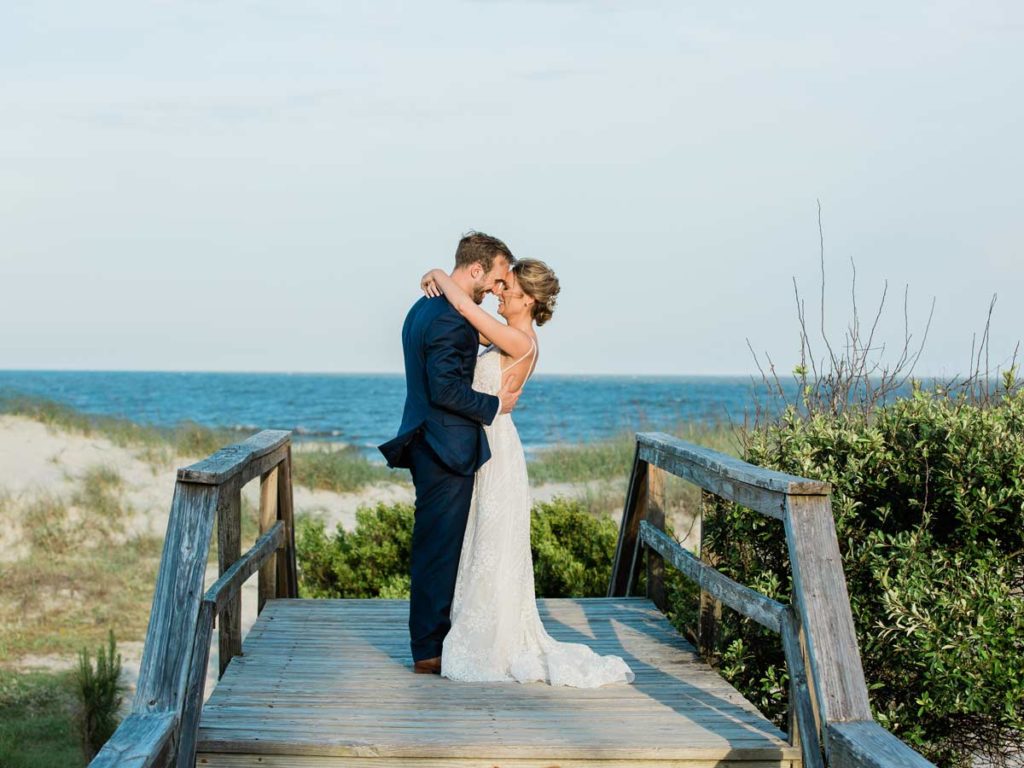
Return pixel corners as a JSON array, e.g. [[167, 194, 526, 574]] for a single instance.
[[0, 370, 790, 456]]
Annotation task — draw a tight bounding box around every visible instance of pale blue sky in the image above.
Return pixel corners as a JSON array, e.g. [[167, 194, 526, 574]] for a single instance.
[[1, 1, 1021, 375]]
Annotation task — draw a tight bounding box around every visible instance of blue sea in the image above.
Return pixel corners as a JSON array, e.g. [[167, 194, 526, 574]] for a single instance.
[[0, 370, 793, 457]]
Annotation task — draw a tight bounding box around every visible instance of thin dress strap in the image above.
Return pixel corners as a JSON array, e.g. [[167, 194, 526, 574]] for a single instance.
[[500, 337, 538, 382]]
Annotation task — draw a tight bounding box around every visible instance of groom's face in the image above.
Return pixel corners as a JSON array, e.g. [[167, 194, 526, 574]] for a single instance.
[[471, 255, 512, 305]]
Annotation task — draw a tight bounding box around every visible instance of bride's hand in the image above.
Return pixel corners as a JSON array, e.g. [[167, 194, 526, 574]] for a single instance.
[[420, 269, 442, 298]]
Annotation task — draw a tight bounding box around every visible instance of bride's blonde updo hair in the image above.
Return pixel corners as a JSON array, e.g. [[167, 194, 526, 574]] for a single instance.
[[513, 259, 560, 326]]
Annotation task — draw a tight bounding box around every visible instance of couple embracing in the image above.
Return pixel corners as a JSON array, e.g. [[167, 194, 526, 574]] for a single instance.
[[379, 232, 634, 688]]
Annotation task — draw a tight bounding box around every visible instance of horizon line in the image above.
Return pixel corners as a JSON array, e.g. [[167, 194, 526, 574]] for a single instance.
[[0, 366, 969, 380]]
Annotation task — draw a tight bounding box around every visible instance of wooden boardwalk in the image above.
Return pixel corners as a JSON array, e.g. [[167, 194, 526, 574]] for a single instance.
[[90, 430, 934, 768], [195, 597, 799, 767]]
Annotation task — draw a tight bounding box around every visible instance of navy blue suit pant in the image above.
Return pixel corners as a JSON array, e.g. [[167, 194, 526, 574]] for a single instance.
[[406, 432, 475, 662]]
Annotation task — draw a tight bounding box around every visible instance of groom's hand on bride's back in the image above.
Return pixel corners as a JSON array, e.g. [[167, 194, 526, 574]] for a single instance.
[[498, 383, 521, 414]]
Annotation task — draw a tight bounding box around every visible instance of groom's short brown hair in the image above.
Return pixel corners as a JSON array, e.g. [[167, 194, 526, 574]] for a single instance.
[[454, 231, 515, 272]]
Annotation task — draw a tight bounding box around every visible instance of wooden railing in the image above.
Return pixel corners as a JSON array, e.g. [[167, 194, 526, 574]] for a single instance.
[[609, 432, 935, 768], [88, 430, 299, 768]]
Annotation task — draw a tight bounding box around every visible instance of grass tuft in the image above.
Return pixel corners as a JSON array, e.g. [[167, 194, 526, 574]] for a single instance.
[[71, 466, 127, 539], [24, 494, 75, 556], [0, 393, 241, 460], [526, 421, 739, 485], [0, 535, 162, 660], [292, 446, 403, 493]]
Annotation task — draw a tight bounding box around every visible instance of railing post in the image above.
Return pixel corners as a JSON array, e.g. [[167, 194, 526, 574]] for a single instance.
[[258, 467, 279, 613], [133, 481, 221, 715], [217, 484, 243, 678], [609, 444, 648, 597], [645, 465, 667, 611], [697, 489, 722, 661], [784, 493, 872, 753], [276, 444, 299, 599]]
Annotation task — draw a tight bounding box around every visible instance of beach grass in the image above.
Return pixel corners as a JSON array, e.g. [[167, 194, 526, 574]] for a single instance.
[[291, 445, 405, 493], [525, 422, 741, 544], [0, 668, 85, 768], [526, 421, 740, 485], [0, 393, 240, 461], [1, 468, 163, 660], [71, 466, 128, 536], [0, 530, 162, 659], [1, 393, 408, 493]]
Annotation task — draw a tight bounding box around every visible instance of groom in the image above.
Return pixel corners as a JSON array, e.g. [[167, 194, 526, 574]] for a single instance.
[[379, 231, 520, 674]]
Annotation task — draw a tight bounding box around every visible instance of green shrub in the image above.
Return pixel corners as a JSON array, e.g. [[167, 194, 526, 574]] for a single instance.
[[530, 497, 619, 597], [297, 502, 415, 598], [693, 388, 1024, 767], [297, 498, 618, 600], [73, 629, 127, 761]]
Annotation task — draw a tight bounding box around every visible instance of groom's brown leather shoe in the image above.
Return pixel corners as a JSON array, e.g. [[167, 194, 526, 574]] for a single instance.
[[413, 656, 442, 675]]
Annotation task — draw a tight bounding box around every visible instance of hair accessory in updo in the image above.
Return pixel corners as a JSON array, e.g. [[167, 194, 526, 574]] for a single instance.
[[513, 259, 560, 326]]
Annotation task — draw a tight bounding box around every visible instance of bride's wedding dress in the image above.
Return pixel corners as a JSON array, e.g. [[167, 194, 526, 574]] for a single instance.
[[441, 342, 635, 687]]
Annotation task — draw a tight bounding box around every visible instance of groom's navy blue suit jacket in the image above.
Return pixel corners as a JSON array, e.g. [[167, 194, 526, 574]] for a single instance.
[[378, 296, 499, 476]]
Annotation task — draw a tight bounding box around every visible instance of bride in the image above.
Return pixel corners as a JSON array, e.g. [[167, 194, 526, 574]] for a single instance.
[[420, 259, 635, 688]]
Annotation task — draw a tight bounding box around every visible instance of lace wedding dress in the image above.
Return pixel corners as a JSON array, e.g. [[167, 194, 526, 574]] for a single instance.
[[441, 342, 635, 687]]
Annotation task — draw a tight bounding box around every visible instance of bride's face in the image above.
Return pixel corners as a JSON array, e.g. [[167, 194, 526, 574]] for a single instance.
[[496, 271, 533, 322]]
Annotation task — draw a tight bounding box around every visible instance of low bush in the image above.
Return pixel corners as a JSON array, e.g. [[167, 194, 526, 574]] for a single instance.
[[692, 386, 1024, 767], [297, 497, 618, 600]]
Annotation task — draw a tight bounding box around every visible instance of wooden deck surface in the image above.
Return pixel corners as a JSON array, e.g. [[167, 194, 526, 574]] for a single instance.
[[196, 597, 799, 768]]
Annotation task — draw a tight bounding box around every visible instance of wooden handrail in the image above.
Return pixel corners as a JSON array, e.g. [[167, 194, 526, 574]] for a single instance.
[[88, 430, 298, 768], [611, 432, 935, 768], [638, 521, 788, 632], [176, 430, 290, 486]]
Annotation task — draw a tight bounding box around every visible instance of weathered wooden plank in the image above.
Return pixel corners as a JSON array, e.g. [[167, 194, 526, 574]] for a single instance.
[[88, 711, 177, 767], [828, 721, 935, 768], [198, 757, 796, 768], [780, 612, 823, 768], [196, 734, 798, 761], [698, 489, 722, 661], [783, 494, 872, 732], [177, 599, 215, 768], [609, 446, 648, 596], [257, 467, 279, 614], [204, 521, 284, 616], [637, 435, 787, 519], [275, 444, 299, 598], [640, 521, 787, 633], [646, 465, 668, 611], [134, 482, 221, 714], [177, 429, 290, 485], [638, 432, 830, 497], [196, 598, 800, 764], [217, 488, 242, 679]]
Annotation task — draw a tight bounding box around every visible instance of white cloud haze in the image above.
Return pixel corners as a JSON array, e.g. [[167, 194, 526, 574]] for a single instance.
[[1, 1, 1021, 375]]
